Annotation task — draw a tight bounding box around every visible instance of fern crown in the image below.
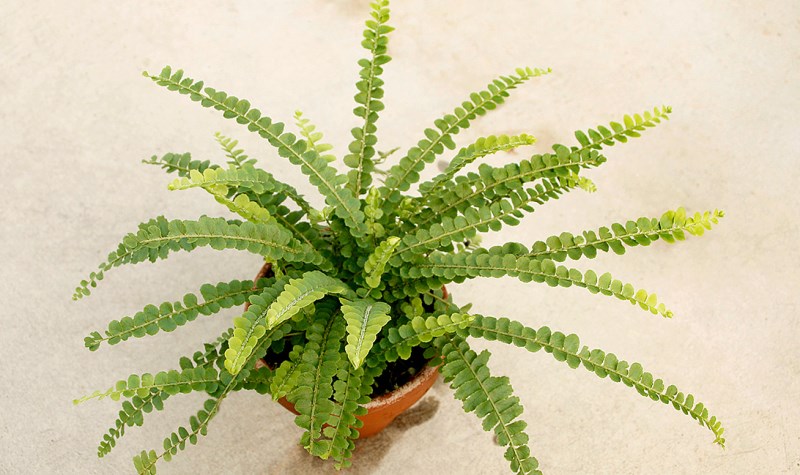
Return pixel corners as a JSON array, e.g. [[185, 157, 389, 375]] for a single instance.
[[74, 2, 725, 474]]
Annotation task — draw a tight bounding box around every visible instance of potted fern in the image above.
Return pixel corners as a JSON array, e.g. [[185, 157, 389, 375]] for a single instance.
[[73, 1, 726, 473]]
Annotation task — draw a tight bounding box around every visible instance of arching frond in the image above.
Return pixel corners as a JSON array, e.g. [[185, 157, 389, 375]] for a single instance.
[[381, 67, 551, 204], [265, 271, 351, 329], [466, 314, 725, 446], [439, 335, 539, 475], [344, 0, 393, 194], [85, 278, 270, 351], [419, 133, 537, 197], [74, 367, 221, 404], [143, 67, 369, 241], [407, 253, 673, 317], [72, 216, 327, 300], [377, 313, 474, 363]]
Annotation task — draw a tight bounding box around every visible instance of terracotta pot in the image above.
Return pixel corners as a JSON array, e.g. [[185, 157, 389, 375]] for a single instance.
[[248, 262, 443, 438]]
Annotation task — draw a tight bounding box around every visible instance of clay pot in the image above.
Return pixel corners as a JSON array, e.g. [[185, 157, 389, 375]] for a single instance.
[[248, 262, 442, 438]]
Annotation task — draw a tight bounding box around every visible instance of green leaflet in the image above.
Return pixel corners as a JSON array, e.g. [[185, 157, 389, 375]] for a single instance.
[[523, 208, 725, 262], [378, 313, 475, 362], [72, 216, 326, 300], [466, 314, 725, 446], [340, 299, 392, 368], [85, 278, 269, 351], [363, 236, 400, 288], [142, 152, 217, 177], [344, 0, 393, 195], [143, 67, 369, 241], [439, 335, 539, 475], [408, 253, 673, 317], [381, 67, 551, 205], [574, 105, 671, 149], [214, 132, 257, 167], [224, 276, 291, 375], [287, 301, 346, 456], [265, 271, 352, 330], [418, 133, 537, 197]]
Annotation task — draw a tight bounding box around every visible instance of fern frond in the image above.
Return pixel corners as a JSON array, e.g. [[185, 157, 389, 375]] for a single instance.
[[466, 314, 725, 446], [74, 367, 221, 404], [321, 360, 369, 469], [214, 132, 257, 167], [294, 110, 335, 162], [269, 344, 305, 400], [363, 236, 400, 288], [524, 208, 725, 262], [142, 152, 216, 177], [265, 271, 352, 329], [574, 105, 671, 150], [72, 216, 326, 300], [381, 66, 550, 201], [408, 253, 673, 317], [417, 145, 603, 227], [340, 299, 392, 368], [419, 133, 537, 196], [394, 178, 573, 262], [85, 278, 269, 351], [224, 276, 291, 375], [97, 389, 171, 458], [287, 301, 346, 456], [143, 67, 369, 240], [344, 0, 393, 195], [132, 320, 292, 474], [439, 335, 539, 475], [378, 313, 474, 362]]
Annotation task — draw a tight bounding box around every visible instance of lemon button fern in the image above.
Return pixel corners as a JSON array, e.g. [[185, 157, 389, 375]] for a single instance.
[[74, 1, 726, 473]]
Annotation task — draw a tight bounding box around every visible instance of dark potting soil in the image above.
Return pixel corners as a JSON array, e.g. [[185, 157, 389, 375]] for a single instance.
[[262, 342, 430, 399]]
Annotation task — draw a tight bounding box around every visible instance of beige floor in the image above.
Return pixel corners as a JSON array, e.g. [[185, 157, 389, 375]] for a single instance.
[[2, 1, 799, 474]]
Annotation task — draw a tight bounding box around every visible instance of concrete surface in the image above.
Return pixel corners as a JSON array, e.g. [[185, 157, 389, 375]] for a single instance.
[[2, 1, 799, 474]]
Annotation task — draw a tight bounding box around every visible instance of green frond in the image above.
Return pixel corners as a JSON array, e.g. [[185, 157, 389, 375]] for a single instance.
[[417, 145, 603, 227], [465, 314, 725, 446], [238, 366, 273, 394], [378, 313, 474, 362], [523, 208, 725, 262], [270, 344, 305, 400], [419, 133, 537, 196], [133, 320, 292, 474], [74, 367, 221, 404], [344, 0, 393, 195], [85, 278, 269, 351], [321, 360, 370, 469], [72, 216, 327, 300], [381, 66, 551, 202], [294, 111, 335, 162], [574, 105, 671, 150], [97, 389, 171, 458], [214, 132, 257, 167], [142, 152, 217, 177], [394, 178, 574, 262], [224, 276, 292, 375], [340, 299, 392, 368], [363, 236, 400, 288], [408, 253, 673, 317], [287, 302, 346, 456], [265, 271, 351, 330], [143, 67, 369, 241], [439, 335, 539, 475]]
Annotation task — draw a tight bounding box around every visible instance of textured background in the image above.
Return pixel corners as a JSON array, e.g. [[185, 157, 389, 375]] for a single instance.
[[2, 1, 799, 473]]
